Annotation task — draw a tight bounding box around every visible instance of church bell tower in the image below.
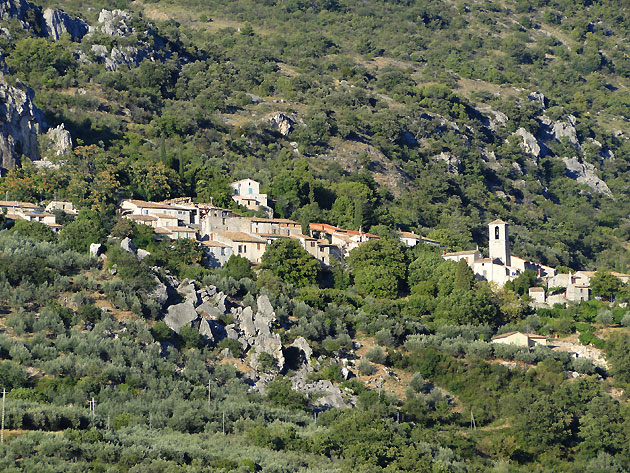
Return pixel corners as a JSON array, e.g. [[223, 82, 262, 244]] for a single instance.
[[488, 219, 511, 267]]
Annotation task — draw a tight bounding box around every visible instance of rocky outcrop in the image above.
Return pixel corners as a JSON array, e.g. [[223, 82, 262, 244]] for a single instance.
[[165, 302, 198, 333], [120, 237, 136, 253], [268, 112, 295, 136], [251, 332, 285, 372], [528, 91, 546, 109], [562, 157, 612, 198], [89, 243, 102, 257], [97, 9, 133, 37], [514, 128, 541, 158], [42, 8, 88, 41], [149, 276, 169, 307], [0, 76, 44, 170], [290, 337, 313, 367], [551, 115, 579, 146], [46, 123, 72, 156], [433, 152, 461, 175], [291, 376, 352, 409]]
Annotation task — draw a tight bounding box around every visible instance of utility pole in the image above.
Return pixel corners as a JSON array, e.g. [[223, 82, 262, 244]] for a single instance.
[[470, 410, 476, 431], [208, 379, 211, 407], [1, 388, 6, 444], [222, 411, 225, 435]]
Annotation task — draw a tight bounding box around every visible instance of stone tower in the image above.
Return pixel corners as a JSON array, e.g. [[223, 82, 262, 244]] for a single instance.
[[488, 219, 511, 266]]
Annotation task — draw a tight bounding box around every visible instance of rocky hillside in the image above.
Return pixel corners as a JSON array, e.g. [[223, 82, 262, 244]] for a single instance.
[[1, 0, 630, 270]]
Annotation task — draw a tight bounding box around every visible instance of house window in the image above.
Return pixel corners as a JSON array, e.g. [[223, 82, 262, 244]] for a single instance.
[[220, 248, 224, 256], [249, 187, 253, 194], [495, 226, 500, 239], [505, 268, 509, 276], [311, 242, 315, 247], [257, 243, 260, 250]]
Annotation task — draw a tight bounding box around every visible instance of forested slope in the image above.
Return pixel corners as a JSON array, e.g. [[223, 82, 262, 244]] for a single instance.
[[1, 0, 630, 269]]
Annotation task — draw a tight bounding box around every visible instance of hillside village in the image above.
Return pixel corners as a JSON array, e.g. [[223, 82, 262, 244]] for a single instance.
[[1, 176, 624, 310]]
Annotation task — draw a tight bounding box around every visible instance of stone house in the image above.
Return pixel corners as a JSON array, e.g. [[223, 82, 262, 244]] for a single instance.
[[201, 240, 232, 268], [120, 199, 197, 226], [209, 231, 267, 264], [528, 287, 546, 304], [398, 231, 440, 247], [45, 201, 77, 214], [230, 178, 271, 215]]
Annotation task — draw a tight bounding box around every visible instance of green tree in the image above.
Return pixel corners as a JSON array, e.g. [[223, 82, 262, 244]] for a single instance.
[[591, 271, 623, 301], [261, 239, 320, 287], [347, 238, 408, 298], [9, 219, 57, 243], [180, 325, 202, 349], [606, 332, 630, 384], [579, 396, 626, 457], [59, 209, 106, 253], [222, 254, 254, 280], [453, 259, 476, 291]]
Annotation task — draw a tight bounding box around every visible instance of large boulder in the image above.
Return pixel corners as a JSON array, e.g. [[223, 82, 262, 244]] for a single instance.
[[164, 302, 198, 333], [149, 277, 169, 307], [252, 332, 285, 372], [289, 337, 313, 367], [89, 243, 102, 257], [196, 301, 223, 320], [240, 306, 257, 339], [120, 237, 136, 253], [177, 280, 200, 306], [42, 8, 88, 40], [268, 112, 295, 136], [0, 76, 44, 170]]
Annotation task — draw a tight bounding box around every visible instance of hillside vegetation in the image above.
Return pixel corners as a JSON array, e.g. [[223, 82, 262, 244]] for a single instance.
[[2, 0, 630, 471]]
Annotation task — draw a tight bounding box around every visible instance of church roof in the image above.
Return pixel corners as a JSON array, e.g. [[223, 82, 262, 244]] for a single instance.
[[488, 219, 507, 225]]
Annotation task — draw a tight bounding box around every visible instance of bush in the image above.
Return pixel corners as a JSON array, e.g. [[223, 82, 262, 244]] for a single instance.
[[152, 321, 171, 342], [357, 358, 376, 375], [179, 325, 202, 349], [408, 372, 427, 394], [217, 338, 242, 357], [374, 328, 395, 347], [257, 352, 277, 372], [366, 346, 386, 364]]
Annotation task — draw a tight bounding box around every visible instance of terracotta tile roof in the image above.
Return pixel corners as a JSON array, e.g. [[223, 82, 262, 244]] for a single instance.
[[123, 199, 190, 211], [488, 219, 508, 225], [444, 250, 480, 256], [201, 240, 230, 248], [125, 214, 158, 222]]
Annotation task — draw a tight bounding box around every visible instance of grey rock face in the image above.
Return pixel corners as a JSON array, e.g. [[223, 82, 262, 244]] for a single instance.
[[164, 302, 198, 333], [137, 248, 151, 261], [98, 9, 133, 37], [198, 318, 214, 343], [91, 44, 109, 58], [240, 306, 256, 339], [120, 237, 136, 253], [89, 243, 102, 257], [0, 76, 44, 170], [290, 336, 313, 367], [514, 128, 541, 158], [269, 112, 295, 136], [552, 115, 579, 146], [562, 157, 612, 198], [46, 123, 72, 156], [177, 281, 199, 306], [528, 91, 546, 109], [105, 46, 147, 71], [149, 276, 169, 307], [251, 332, 285, 372], [196, 301, 222, 320], [42, 8, 88, 40], [291, 377, 351, 409]]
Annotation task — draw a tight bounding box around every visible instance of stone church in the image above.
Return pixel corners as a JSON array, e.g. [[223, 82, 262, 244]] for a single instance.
[[443, 220, 555, 287]]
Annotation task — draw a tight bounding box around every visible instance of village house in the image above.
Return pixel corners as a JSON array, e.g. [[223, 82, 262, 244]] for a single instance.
[[528, 286, 546, 304], [398, 231, 441, 247], [0, 200, 38, 214], [491, 331, 548, 348], [120, 199, 197, 226], [331, 229, 380, 258], [209, 231, 267, 264], [229, 178, 272, 216], [201, 240, 232, 268], [45, 201, 77, 214]]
